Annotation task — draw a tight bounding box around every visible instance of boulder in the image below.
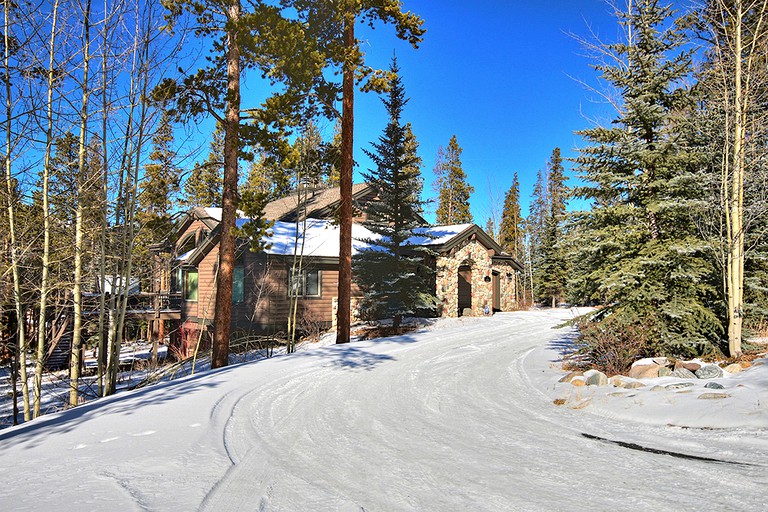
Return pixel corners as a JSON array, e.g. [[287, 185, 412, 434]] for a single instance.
[[723, 363, 742, 374], [608, 375, 624, 387], [628, 364, 660, 379], [695, 365, 724, 379], [559, 370, 584, 383], [666, 382, 695, 390], [704, 382, 725, 389], [658, 367, 672, 377], [698, 392, 729, 400], [671, 368, 697, 379], [651, 385, 666, 392], [584, 369, 608, 386], [624, 381, 646, 389], [674, 361, 701, 372], [571, 378, 586, 387], [652, 357, 670, 367]]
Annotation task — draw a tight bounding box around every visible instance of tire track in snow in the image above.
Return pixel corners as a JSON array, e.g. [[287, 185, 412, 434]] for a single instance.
[[201, 310, 766, 511]]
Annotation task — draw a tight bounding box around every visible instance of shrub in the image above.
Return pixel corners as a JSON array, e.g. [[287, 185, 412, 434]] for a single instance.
[[567, 314, 656, 376]]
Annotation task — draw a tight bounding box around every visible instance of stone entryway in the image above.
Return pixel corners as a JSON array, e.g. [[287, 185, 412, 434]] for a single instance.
[[458, 265, 472, 316]]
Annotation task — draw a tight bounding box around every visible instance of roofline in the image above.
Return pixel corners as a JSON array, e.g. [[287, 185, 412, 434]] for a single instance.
[[431, 224, 503, 254], [162, 207, 222, 250], [492, 254, 525, 272]]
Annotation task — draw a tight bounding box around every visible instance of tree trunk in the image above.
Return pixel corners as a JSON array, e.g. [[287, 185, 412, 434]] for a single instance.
[[336, 3, 354, 345], [4, 0, 30, 421], [725, 1, 750, 358], [32, 0, 61, 419], [212, 0, 242, 368], [70, 0, 91, 408]]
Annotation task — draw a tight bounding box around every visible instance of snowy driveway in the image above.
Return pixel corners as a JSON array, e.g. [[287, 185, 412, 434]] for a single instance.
[[0, 309, 766, 511]]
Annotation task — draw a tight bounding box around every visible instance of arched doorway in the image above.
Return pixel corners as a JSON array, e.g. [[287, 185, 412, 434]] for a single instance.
[[458, 263, 472, 316]]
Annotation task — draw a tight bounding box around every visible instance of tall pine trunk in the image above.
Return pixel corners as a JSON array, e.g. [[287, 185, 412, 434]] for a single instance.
[[212, 0, 241, 368], [336, 3, 354, 345]]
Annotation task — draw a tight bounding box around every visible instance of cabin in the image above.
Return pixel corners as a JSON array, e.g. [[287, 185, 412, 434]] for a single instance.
[[149, 184, 523, 356]]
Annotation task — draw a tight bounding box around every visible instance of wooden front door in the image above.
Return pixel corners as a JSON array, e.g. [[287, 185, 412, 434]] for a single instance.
[[492, 272, 501, 311], [458, 266, 472, 316]]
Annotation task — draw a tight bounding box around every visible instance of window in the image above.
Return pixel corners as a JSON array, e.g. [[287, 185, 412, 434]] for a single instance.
[[178, 234, 196, 256], [232, 266, 244, 303], [289, 268, 320, 297], [171, 267, 182, 293], [184, 268, 198, 301]]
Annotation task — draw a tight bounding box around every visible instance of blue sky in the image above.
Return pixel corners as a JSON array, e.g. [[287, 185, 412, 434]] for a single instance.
[[343, 0, 624, 225]]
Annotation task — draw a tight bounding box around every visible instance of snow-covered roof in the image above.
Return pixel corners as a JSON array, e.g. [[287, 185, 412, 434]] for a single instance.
[[259, 218, 379, 257], [191, 208, 498, 259], [407, 224, 474, 246], [202, 207, 245, 222], [176, 248, 195, 262], [255, 220, 484, 258]]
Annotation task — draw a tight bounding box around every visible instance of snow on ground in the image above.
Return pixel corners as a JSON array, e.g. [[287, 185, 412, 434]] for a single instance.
[[0, 342, 169, 427], [0, 309, 766, 511]]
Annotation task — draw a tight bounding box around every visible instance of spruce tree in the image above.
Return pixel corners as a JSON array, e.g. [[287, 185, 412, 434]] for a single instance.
[[499, 172, 524, 259], [435, 135, 473, 224], [183, 125, 223, 207], [536, 148, 568, 307], [571, 0, 721, 356], [527, 168, 548, 302], [353, 58, 436, 327], [136, 111, 181, 288]]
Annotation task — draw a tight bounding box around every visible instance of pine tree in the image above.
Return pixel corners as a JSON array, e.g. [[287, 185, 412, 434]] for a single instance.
[[527, 168, 548, 302], [139, 110, 180, 227], [485, 218, 496, 242], [135, 110, 181, 288], [183, 125, 223, 207], [536, 148, 568, 306], [499, 172, 524, 259], [570, 0, 721, 356], [435, 135, 473, 224], [353, 58, 436, 327]]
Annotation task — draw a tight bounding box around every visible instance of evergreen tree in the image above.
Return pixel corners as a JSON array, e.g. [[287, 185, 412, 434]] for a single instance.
[[536, 148, 568, 306], [526, 168, 548, 301], [434, 135, 473, 224], [485, 218, 497, 242], [499, 172, 524, 259], [570, 0, 721, 356], [135, 111, 181, 288], [183, 125, 223, 207], [353, 58, 436, 327]]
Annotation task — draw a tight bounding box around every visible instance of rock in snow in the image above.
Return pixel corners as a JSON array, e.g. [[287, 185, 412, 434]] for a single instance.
[[698, 392, 729, 400], [695, 365, 724, 379], [559, 370, 584, 383], [584, 369, 608, 386], [628, 364, 660, 379], [671, 368, 698, 379]]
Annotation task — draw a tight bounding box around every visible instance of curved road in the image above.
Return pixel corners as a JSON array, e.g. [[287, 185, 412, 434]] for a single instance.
[[202, 310, 767, 510], [0, 310, 765, 511]]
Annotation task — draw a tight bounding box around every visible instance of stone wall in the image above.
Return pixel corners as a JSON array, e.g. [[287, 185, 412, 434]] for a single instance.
[[435, 239, 519, 317], [492, 261, 518, 311], [436, 240, 494, 317]]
